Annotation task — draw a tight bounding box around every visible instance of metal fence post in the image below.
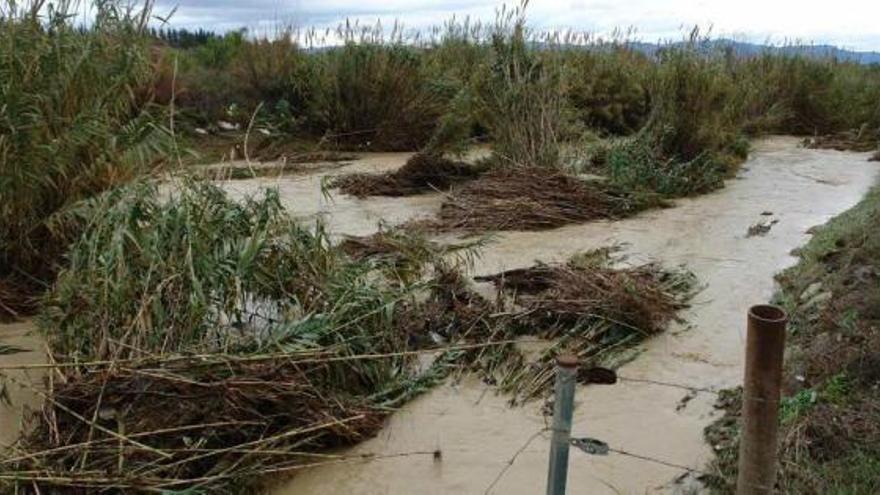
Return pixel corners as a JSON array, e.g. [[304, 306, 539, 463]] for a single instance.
[[736, 304, 788, 495], [546, 355, 578, 495]]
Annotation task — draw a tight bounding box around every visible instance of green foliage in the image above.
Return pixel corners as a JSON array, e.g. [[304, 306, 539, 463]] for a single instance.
[[0, 0, 172, 314], [39, 179, 419, 362], [606, 136, 726, 196], [475, 21, 565, 168], [565, 47, 650, 135], [646, 40, 739, 160], [780, 389, 817, 424], [309, 43, 448, 150]]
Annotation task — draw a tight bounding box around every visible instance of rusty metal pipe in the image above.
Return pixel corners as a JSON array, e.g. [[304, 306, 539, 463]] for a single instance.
[[736, 304, 788, 495]]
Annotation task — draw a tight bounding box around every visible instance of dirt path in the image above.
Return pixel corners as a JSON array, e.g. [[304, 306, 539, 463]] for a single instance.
[[0, 137, 875, 492]]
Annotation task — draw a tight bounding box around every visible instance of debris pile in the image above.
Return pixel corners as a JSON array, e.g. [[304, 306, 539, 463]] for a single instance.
[[804, 130, 879, 153], [333, 153, 481, 197], [474, 248, 696, 400], [8, 357, 387, 492], [431, 168, 649, 232], [0, 183, 694, 492]]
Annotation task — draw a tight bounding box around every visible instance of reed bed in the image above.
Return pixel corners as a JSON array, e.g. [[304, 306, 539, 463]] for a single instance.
[[0, 0, 173, 317]]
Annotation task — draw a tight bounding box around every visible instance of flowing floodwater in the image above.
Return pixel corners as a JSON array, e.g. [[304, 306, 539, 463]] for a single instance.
[[0, 137, 876, 493]]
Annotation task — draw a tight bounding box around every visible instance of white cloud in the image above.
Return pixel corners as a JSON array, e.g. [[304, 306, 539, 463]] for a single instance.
[[153, 0, 880, 51]]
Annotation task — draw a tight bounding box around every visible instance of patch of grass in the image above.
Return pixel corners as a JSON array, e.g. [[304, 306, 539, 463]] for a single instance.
[[780, 389, 817, 424]]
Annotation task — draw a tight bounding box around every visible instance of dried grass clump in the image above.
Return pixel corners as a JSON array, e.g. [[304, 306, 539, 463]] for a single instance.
[[333, 153, 481, 197], [8, 357, 387, 493], [433, 168, 652, 232], [804, 129, 879, 153], [473, 248, 696, 401], [478, 254, 690, 334]]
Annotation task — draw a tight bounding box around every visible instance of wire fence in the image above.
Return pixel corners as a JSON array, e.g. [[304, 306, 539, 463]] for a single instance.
[[0, 340, 748, 493]]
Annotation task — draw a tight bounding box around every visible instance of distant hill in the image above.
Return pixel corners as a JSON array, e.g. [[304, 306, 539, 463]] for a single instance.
[[624, 39, 880, 65]]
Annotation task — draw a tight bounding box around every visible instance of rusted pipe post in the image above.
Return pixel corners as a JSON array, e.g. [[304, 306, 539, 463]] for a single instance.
[[736, 304, 788, 495], [546, 355, 578, 495]]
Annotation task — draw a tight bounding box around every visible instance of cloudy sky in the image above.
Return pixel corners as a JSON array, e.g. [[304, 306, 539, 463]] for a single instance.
[[151, 0, 880, 51]]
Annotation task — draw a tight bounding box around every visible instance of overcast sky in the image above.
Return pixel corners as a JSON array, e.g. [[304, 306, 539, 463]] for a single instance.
[[151, 0, 880, 51]]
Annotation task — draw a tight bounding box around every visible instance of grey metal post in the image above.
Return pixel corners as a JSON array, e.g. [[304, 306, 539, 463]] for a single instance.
[[736, 304, 787, 495], [546, 355, 578, 495]]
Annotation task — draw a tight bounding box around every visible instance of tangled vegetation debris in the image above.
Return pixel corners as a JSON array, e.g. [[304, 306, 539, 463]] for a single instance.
[[0, 184, 694, 491], [804, 128, 880, 153], [332, 153, 483, 197], [2, 180, 465, 492], [428, 168, 660, 232], [473, 248, 696, 401]]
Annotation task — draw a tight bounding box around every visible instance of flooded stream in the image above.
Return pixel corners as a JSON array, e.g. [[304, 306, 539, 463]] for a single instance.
[[1, 137, 876, 493]]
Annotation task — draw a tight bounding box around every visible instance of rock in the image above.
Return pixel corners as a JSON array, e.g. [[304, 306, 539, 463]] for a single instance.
[[217, 120, 239, 131], [803, 291, 832, 310], [800, 282, 823, 302], [747, 218, 779, 237], [194, 127, 208, 135]]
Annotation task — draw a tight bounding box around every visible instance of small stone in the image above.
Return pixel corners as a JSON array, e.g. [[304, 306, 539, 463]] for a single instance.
[[217, 120, 239, 131], [803, 291, 832, 310], [800, 282, 823, 301]]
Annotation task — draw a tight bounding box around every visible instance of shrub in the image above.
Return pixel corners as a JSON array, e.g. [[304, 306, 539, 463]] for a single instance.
[[565, 47, 651, 135], [0, 0, 172, 316], [645, 40, 738, 161], [607, 137, 726, 197], [471, 16, 566, 168], [309, 43, 448, 150]]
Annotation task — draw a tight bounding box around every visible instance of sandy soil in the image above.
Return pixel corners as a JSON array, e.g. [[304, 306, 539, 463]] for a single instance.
[[0, 137, 876, 493]]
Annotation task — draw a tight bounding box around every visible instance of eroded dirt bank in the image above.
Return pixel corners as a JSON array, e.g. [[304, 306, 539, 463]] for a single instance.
[[0, 137, 876, 493]]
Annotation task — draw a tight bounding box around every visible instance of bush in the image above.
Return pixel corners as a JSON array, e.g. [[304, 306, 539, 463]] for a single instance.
[[470, 17, 566, 168], [645, 41, 738, 161], [565, 47, 651, 135], [309, 43, 449, 150], [607, 137, 726, 197], [0, 0, 172, 316]]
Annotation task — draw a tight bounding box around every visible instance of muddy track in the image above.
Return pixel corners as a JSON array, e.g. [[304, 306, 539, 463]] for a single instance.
[[1, 137, 876, 493]]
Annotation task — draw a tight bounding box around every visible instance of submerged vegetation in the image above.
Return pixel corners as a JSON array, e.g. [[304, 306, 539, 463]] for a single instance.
[[704, 183, 880, 493]]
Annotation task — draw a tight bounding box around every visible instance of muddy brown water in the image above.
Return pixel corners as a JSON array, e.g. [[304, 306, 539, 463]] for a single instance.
[[0, 137, 876, 493]]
